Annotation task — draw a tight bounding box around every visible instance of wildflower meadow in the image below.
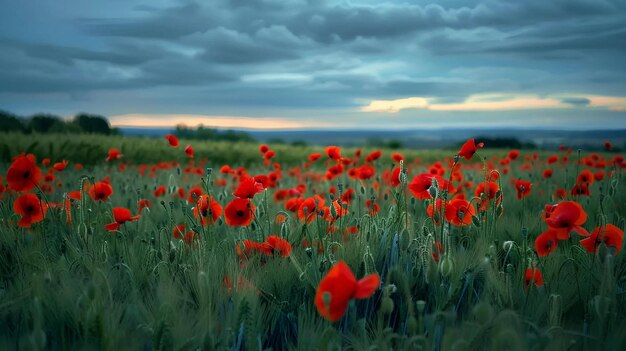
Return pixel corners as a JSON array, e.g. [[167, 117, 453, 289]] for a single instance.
[[1, 132, 625, 350]]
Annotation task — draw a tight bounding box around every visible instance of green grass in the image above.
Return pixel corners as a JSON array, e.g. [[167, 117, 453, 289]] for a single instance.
[[0, 132, 625, 350]]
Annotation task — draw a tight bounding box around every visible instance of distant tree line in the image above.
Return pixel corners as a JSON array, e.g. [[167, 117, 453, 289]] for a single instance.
[[174, 124, 255, 143], [0, 110, 118, 135], [463, 136, 537, 149]]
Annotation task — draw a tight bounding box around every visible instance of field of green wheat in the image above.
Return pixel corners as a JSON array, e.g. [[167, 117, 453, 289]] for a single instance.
[[1, 132, 625, 350]]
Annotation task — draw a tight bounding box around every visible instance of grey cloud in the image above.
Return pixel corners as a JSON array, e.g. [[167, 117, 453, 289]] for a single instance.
[[1, 0, 625, 125], [0, 39, 162, 66], [193, 26, 306, 64], [561, 97, 591, 107], [80, 2, 214, 39]]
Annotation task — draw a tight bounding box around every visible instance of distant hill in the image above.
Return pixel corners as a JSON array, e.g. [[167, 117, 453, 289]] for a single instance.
[[119, 127, 626, 150]]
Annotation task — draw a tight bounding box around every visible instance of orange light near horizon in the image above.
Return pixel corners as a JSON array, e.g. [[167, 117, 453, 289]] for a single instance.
[[108, 114, 332, 130], [360, 94, 626, 113]]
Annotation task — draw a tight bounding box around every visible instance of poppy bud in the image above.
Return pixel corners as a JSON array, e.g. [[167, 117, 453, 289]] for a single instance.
[[472, 215, 481, 227], [592, 295, 610, 319], [548, 294, 562, 327], [400, 170, 408, 185], [406, 316, 418, 335], [169, 242, 177, 263], [416, 300, 426, 315], [472, 302, 494, 325], [380, 297, 394, 315], [439, 255, 455, 278], [493, 330, 522, 351], [597, 242, 609, 264], [428, 186, 438, 199]]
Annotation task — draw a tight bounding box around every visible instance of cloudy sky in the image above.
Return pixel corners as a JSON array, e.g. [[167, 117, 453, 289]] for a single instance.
[[1, 0, 625, 130]]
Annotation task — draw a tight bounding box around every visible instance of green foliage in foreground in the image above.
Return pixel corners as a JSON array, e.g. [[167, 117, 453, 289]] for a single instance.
[[0, 133, 625, 350]]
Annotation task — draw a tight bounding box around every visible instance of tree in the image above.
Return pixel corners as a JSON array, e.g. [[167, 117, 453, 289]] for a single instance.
[[73, 113, 112, 134], [28, 114, 65, 133], [0, 110, 25, 132]]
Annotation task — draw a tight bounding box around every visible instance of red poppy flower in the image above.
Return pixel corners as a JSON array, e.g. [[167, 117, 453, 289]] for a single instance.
[[105, 149, 123, 162], [6, 154, 42, 192], [458, 139, 484, 160], [284, 197, 303, 213], [329, 200, 348, 220], [63, 191, 81, 224], [233, 175, 265, 199], [138, 199, 151, 213], [154, 185, 166, 197], [237, 239, 272, 257], [13, 193, 48, 228], [391, 152, 404, 163], [265, 235, 293, 257], [184, 145, 194, 158], [408, 173, 438, 200], [43, 173, 55, 183], [604, 141, 612, 150], [325, 146, 341, 161], [88, 182, 113, 202], [546, 155, 559, 164], [515, 180, 532, 199], [474, 181, 499, 199], [297, 196, 325, 223], [308, 153, 322, 162], [314, 261, 379, 321], [165, 134, 179, 147], [445, 198, 475, 226], [366, 199, 380, 216], [594, 172, 604, 181], [524, 268, 544, 288], [104, 207, 140, 232], [224, 198, 255, 226], [358, 165, 376, 180], [571, 182, 590, 197], [53, 160, 69, 171], [543, 201, 589, 239], [580, 224, 624, 256], [543, 169, 553, 179], [347, 167, 360, 179], [263, 150, 275, 160], [426, 198, 444, 225], [259, 144, 269, 153], [553, 188, 567, 200], [508, 150, 520, 160], [187, 187, 204, 203], [365, 150, 382, 163], [577, 170, 594, 185], [173, 223, 186, 239], [193, 194, 223, 226], [389, 167, 402, 188], [535, 229, 558, 256]]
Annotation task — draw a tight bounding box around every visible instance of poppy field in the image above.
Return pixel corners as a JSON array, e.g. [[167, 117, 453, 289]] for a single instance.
[[1, 132, 625, 350]]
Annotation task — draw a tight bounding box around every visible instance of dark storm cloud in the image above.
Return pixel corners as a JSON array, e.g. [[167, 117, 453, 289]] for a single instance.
[[80, 2, 214, 39], [0, 0, 625, 128], [0, 39, 160, 66], [194, 26, 305, 64]]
